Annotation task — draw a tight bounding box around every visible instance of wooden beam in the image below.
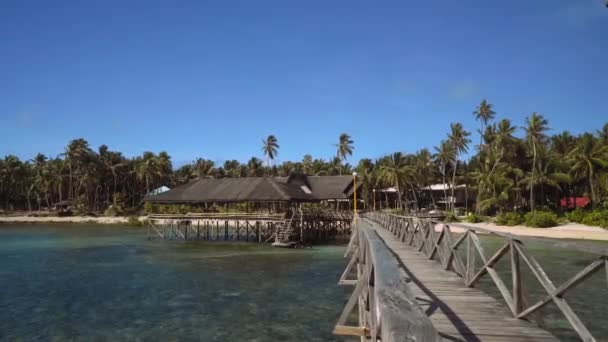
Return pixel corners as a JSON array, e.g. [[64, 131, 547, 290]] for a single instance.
[[514, 243, 595, 341]]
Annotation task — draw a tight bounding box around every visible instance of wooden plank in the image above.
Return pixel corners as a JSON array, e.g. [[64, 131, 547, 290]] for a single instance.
[[333, 325, 366, 336], [514, 243, 594, 341], [468, 233, 514, 314], [367, 216, 558, 342]]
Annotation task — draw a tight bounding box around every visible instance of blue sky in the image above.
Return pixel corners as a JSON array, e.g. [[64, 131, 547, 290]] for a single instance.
[[1, 0, 607, 167]]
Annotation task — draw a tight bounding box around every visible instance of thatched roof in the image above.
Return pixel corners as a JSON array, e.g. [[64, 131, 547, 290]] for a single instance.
[[144, 175, 357, 203]]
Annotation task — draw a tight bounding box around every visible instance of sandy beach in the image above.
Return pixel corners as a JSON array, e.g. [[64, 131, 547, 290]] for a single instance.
[[444, 221, 608, 241], [0, 215, 144, 224], [1, 215, 608, 241]]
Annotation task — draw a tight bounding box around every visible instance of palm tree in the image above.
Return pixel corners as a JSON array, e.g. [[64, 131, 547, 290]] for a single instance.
[[62, 138, 92, 200], [519, 156, 570, 208], [136, 152, 159, 194], [192, 158, 215, 179], [568, 133, 608, 207], [247, 157, 264, 177], [378, 153, 410, 209], [262, 135, 279, 168], [335, 133, 354, 175], [448, 123, 471, 211], [524, 113, 549, 212], [434, 140, 455, 211], [597, 123, 608, 144], [473, 99, 496, 148], [302, 154, 313, 175]]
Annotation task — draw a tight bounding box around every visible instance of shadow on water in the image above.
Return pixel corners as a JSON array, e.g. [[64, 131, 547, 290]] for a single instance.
[[0, 224, 352, 341]]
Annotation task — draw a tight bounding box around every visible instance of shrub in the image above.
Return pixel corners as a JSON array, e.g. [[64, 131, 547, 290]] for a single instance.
[[495, 212, 524, 226], [104, 205, 124, 217], [144, 202, 156, 214], [566, 208, 586, 223], [581, 210, 608, 228], [524, 211, 558, 228], [444, 212, 459, 222], [465, 213, 482, 223]]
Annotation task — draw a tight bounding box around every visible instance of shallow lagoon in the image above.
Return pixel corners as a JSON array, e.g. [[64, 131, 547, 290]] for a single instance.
[[1, 224, 607, 341], [0, 224, 351, 341]]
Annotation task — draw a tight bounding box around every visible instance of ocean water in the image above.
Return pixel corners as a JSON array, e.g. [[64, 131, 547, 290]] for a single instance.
[[470, 235, 608, 341], [1, 224, 606, 341], [0, 224, 351, 341]]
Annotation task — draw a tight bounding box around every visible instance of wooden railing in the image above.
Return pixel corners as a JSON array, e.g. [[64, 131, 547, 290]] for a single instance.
[[368, 212, 608, 342], [334, 216, 439, 341]]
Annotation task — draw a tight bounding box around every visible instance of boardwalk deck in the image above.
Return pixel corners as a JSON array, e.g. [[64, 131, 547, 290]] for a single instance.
[[368, 218, 558, 342]]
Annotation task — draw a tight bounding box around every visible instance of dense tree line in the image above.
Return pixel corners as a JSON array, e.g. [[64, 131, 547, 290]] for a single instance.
[[2, 103, 608, 216]]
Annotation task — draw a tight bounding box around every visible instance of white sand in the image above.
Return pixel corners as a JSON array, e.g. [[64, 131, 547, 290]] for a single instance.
[[2, 215, 608, 241], [441, 222, 608, 241], [0, 215, 145, 224]]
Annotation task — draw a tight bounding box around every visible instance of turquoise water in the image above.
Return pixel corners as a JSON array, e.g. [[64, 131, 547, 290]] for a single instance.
[[473, 235, 608, 341], [0, 225, 351, 341], [2, 225, 606, 341]]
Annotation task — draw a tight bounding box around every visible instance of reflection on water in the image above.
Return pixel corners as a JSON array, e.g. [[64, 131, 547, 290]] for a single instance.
[[0, 224, 351, 341]]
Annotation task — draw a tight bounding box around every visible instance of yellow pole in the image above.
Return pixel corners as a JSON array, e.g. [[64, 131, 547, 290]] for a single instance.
[[353, 172, 357, 224]]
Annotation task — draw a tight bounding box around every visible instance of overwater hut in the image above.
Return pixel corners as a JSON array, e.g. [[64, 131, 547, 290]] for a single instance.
[[143, 174, 360, 245]]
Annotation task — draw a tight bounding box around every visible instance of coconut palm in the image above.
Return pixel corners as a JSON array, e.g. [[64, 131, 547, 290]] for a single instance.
[[62, 138, 93, 200], [262, 135, 279, 168], [377, 153, 411, 209], [448, 123, 471, 211], [524, 113, 549, 211], [335, 133, 354, 175], [567, 133, 608, 207], [434, 140, 455, 210], [302, 154, 313, 175], [247, 157, 264, 177], [597, 123, 608, 144], [136, 152, 159, 194], [193, 158, 216, 179], [473, 99, 496, 148], [519, 156, 570, 209]]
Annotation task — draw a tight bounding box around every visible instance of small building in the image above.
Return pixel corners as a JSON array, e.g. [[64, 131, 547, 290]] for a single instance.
[[421, 183, 474, 211]]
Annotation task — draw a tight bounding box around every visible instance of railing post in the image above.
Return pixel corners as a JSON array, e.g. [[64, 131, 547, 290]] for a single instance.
[[511, 240, 523, 316]]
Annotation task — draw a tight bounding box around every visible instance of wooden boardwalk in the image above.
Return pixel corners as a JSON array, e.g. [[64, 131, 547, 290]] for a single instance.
[[370, 218, 558, 341]]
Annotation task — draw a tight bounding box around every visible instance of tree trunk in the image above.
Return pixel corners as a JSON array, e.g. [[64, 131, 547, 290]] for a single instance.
[[442, 164, 448, 211], [451, 159, 458, 213], [589, 170, 596, 209], [407, 181, 419, 211], [530, 142, 536, 212], [395, 179, 402, 210]]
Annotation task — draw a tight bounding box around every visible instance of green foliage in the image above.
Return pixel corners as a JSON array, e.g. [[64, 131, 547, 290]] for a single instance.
[[444, 212, 459, 222], [580, 210, 608, 228], [144, 202, 156, 214], [565, 208, 608, 228], [495, 212, 524, 226], [524, 211, 558, 228], [566, 208, 586, 223], [464, 213, 482, 223], [126, 216, 142, 227], [104, 204, 124, 217]]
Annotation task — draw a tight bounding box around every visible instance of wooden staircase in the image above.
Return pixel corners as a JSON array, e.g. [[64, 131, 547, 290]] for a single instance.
[[275, 212, 296, 243]]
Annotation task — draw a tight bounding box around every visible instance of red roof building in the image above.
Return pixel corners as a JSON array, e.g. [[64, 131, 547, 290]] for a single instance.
[[560, 197, 591, 209]]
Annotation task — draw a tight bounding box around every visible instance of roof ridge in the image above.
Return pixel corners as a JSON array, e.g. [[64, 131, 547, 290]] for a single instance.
[[267, 177, 292, 200]]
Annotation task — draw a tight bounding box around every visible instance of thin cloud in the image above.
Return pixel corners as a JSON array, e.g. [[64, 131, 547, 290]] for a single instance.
[[448, 80, 479, 100], [16, 111, 34, 127]]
